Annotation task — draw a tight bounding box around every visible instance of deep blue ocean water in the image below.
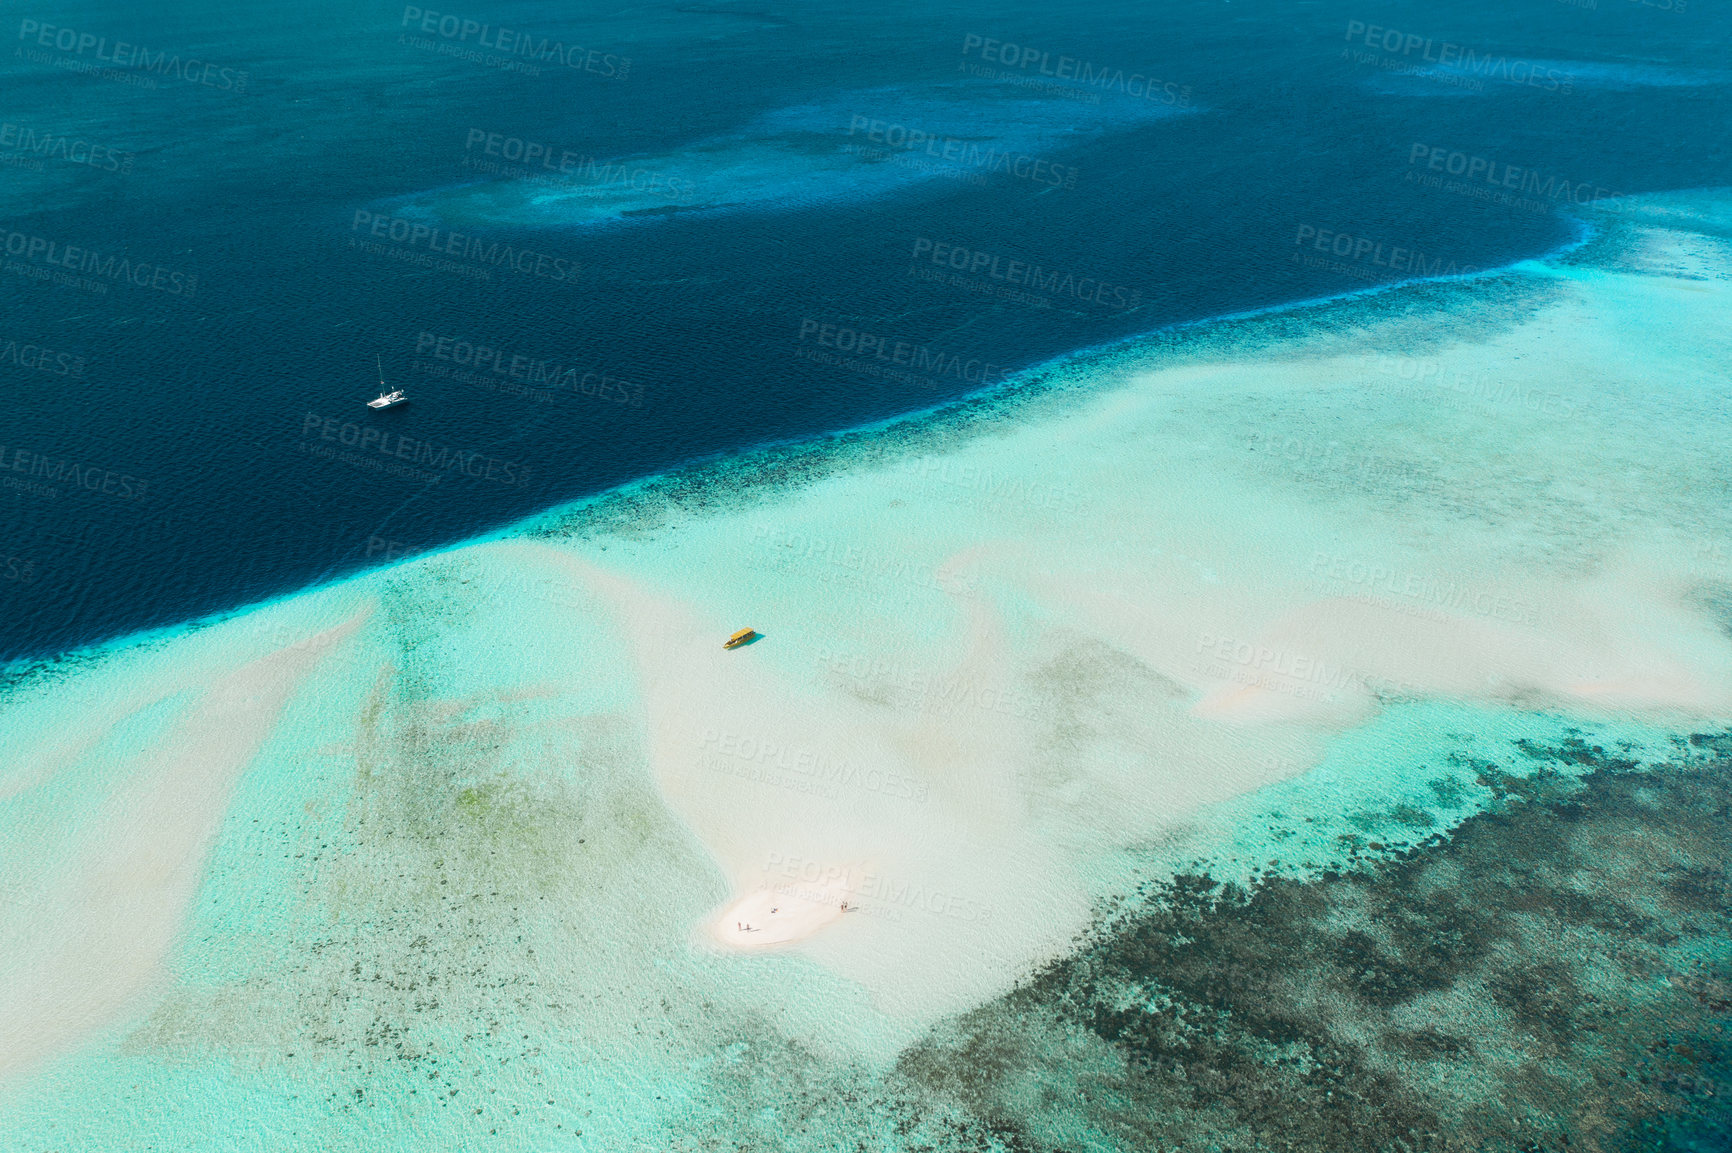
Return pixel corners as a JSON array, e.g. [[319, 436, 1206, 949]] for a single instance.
[[3, 0, 1728, 661]]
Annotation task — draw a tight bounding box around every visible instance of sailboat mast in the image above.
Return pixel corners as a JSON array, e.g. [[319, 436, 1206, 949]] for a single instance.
[[377, 354, 386, 388]]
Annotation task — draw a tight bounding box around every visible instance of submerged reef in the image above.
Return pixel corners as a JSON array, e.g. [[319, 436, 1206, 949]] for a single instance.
[[878, 733, 1732, 1152], [633, 731, 1732, 1151]]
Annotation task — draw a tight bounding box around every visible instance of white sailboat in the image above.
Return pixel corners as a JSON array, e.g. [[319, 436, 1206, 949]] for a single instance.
[[367, 355, 407, 409]]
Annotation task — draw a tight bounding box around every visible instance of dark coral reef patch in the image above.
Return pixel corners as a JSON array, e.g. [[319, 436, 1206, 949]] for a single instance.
[[889, 732, 1732, 1152]]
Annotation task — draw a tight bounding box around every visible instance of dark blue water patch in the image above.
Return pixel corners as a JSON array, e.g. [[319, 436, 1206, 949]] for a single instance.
[[3, 0, 1730, 662]]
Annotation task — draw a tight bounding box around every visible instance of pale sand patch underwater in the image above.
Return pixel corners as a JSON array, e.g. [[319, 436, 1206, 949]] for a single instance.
[[0, 192, 1729, 1149], [0, 607, 370, 1086]]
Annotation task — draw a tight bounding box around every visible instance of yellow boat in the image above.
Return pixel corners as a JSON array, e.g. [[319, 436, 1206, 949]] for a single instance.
[[723, 628, 757, 649]]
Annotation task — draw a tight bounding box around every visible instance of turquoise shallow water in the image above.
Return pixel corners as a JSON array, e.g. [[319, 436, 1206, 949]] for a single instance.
[[2, 696, 1723, 1151], [3, 189, 1732, 1148]]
